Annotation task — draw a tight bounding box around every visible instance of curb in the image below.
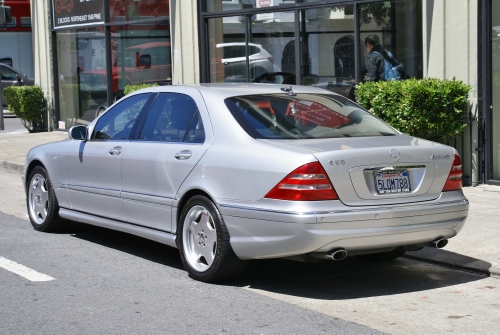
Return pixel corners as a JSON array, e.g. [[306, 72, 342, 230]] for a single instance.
[[0, 161, 24, 174]]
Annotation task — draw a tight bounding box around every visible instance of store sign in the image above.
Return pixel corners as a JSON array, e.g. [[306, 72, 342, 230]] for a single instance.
[[52, 0, 105, 29]]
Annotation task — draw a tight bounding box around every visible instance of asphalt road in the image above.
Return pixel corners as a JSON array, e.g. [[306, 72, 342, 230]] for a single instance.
[[0, 167, 499, 334], [0, 211, 383, 334]]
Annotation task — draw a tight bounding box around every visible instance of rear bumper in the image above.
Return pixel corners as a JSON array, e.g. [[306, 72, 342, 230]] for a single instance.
[[217, 191, 468, 259]]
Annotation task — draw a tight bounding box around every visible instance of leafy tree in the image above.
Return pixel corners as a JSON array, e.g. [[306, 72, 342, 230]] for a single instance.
[[330, 2, 392, 27]]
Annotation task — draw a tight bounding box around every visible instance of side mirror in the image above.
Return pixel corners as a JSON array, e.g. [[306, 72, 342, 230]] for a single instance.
[[68, 125, 88, 141], [16, 73, 22, 83], [139, 54, 151, 67]]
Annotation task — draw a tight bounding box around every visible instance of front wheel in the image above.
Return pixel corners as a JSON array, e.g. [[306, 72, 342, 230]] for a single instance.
[[178, 195, 246, 282], [27, 166, 67, 232]]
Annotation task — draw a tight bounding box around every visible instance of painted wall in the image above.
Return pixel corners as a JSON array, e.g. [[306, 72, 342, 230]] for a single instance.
[[170, 0, 200, 85], [30, 0, 56, 130], [423, 0, 478, 185]]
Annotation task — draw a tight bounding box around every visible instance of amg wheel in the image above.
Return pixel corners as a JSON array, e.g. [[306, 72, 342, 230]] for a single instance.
[[356, 248, 406, 261], [179, 195, 246, 282], [27, 166, 67, 232]]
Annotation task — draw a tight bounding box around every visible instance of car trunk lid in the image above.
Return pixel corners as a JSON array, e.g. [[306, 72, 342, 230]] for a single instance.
[[259, 135, 456, 206]]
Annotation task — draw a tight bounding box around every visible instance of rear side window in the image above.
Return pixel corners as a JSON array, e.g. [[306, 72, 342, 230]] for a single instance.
[[225, 94, 397, 139], [138, 93, 205, 143]]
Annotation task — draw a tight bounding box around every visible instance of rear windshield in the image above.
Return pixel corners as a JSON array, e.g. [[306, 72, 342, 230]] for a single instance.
[[225, 93, 397, 139]]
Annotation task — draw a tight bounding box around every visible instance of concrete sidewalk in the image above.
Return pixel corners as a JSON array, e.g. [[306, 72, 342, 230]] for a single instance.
[[0, 129, 499, 278]]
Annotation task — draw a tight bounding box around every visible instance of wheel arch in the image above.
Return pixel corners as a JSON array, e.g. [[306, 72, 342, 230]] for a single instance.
[[175, 189, 216, 235], [25, 159, 45, 190]]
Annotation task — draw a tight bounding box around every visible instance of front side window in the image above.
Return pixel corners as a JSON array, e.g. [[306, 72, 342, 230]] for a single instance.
[[92, 94, 151, 140], [139, 93, 205, 143], [225, 93, 397, 139]]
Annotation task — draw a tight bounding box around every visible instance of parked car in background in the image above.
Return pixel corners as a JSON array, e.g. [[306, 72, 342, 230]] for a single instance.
[[1, 63, 34, 106], [217, 42, 278, 81], [24, 83, 468, 283]]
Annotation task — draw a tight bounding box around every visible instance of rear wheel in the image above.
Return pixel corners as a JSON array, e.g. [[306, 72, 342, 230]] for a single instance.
[[27, 166, 67, 232], [356, 248, 406, 261], [178, 195, 247, 282]]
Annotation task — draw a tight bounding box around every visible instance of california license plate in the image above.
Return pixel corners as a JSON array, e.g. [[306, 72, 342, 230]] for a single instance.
[[374, 170, 411, 194]]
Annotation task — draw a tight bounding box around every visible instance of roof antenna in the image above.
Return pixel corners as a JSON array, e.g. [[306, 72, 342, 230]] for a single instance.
[[280, 86, 296, 97]]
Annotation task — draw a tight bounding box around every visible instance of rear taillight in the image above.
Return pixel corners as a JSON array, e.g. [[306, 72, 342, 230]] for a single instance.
[[267, 56, 274, 63], [442, 154, 463, 192], [265, 162, 339, 201]]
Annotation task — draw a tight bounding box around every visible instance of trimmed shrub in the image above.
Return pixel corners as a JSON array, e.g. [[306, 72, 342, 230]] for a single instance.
[[4, 86, 44, 133], [355, 78, 471, 144], [124, 83, 158, 95]]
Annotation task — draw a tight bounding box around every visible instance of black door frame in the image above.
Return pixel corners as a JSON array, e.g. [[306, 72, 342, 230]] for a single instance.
[[480, 0, 500, 185]]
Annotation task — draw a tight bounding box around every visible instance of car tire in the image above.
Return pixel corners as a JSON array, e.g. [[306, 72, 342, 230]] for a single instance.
[[178, 195, 247, 282], [27, 166, 67, 232], [355, 248, 406, 261]]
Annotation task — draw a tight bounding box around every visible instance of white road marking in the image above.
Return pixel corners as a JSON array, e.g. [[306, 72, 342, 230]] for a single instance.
[[0, 256, 55, 282]]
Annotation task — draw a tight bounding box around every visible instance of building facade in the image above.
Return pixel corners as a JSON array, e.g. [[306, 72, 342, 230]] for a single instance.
[[29, 0, 499, 186], [0, 0, 33, 77]]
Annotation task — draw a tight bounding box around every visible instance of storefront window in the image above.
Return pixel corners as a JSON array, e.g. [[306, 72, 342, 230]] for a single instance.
[[208, 16, 246, 82], [206, 0, 302, 12], [110, 23, 171, 100], [359, 0, 423, 80], [250, 11, 295, 81], [300, 6, 355, 95], [109, 0, 169, 23], [57, 28, 106, 128]]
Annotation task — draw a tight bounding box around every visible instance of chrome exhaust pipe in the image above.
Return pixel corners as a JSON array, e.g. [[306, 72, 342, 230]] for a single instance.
[[326, 249, 348, 261], [433, 238, 448, 249]]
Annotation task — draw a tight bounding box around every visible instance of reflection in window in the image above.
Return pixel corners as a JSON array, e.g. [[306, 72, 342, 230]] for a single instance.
[[57, 28, 106, 128], [110, 23, 172, 100], [205, 0, 308, 12], [92, 94, 151, 140], [209, 11, 295, 82], [139, 93, 204, 143], [300, 6, 355, 99], [109, 0, 169, 22], [359, 1, 422, 80]]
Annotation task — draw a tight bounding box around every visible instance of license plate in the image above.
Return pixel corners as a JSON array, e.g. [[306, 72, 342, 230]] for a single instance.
[[374, 170, 411, 194]]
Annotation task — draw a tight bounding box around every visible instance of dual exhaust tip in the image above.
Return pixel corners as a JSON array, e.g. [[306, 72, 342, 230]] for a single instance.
[[323, 238, 448, 262], [433, 238, 448, 249], [326, 249, 348, 261]]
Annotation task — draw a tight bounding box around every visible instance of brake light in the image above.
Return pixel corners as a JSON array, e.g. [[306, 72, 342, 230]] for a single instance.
[[442, 154, 463, 192], [267, 56, 274, 63], [265, 162, 339, 201]]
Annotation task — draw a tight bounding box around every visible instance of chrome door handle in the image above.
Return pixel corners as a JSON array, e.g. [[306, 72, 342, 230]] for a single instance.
[[175, 150, 192, 160], [109, 146, 123, 155]]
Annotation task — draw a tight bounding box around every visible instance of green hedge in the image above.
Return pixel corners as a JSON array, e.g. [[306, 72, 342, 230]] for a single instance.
[[124, 83, 158, 95], [4, 86, 44, 133], [355, 78, 471, 144]]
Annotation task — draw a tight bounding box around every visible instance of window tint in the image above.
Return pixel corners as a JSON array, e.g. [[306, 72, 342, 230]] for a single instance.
[[225, 94, 397, 139], [92, 94, 151, 140], [0, 66, 17, 80], [138, 93, 204, 143]]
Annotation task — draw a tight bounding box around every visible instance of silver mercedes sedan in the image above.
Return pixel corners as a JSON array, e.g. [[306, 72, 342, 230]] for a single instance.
[[23, 84, 468, 282]]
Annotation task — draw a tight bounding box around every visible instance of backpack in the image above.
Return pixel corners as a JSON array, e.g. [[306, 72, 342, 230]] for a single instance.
[[372, 50, 405, 81]]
